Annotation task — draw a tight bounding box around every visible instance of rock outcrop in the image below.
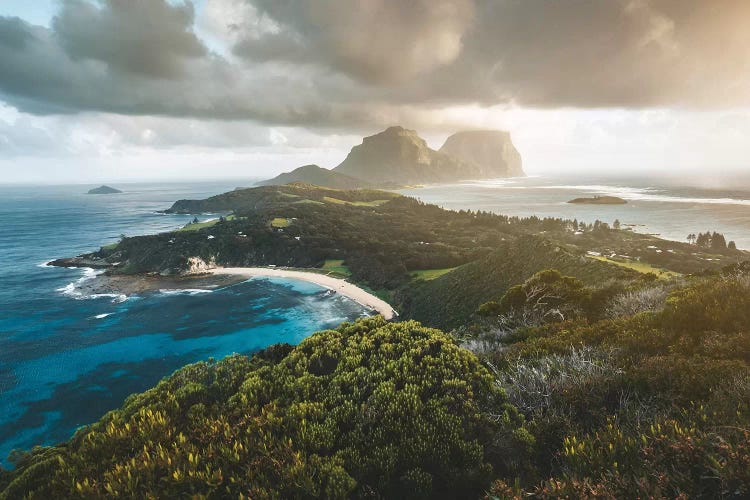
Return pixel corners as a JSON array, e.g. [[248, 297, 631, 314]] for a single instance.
[[439, 130, 524, 178], [333, 126, 467, 185]]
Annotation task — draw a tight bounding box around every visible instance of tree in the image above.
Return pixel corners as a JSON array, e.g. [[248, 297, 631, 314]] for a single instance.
[[613, 219, 621, 230], [711, 232, 727, 250], [696, 232, 711, 247], [478, 269, 590, 324], [728, 241, 737, 250]]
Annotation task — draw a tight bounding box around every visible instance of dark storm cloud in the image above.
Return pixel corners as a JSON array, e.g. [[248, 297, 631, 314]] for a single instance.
[[238, 0, 750, 109], [1, 0, 750, 126], [237, 0, 475, 83], [420, 0, 750, 108], [53, 0, 206, 79], [0, 2, 371, 126]]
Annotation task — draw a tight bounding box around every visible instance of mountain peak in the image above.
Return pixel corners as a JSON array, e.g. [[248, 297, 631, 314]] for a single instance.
[[333, 126, 438, 184], [440, 130, 524, 178], [363, 126, 426, 147]]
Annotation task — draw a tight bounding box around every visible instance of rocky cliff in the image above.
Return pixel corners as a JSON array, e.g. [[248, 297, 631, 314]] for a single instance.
[[256, 126, 524, 188], [333, 126, 467, 185], [439, 130, 524, 178]]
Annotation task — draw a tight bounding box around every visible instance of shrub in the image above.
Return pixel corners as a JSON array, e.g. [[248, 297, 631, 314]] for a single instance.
[[1, 317, 521, 500], [605, 286, 668, 318]]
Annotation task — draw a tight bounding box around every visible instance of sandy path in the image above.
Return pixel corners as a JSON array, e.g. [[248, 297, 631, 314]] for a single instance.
[[209, 267, 398, 320]]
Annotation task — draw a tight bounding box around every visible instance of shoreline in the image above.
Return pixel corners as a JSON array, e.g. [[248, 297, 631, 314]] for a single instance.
[[209, 267, 398, 320]]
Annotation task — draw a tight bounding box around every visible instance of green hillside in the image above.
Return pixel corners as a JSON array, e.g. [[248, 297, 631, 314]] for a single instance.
[[4, 270, 750, 498], [398, 236, 636, 330]]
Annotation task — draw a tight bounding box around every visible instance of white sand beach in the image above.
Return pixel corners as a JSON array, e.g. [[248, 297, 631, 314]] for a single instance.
[[209, 267, 398, 320]]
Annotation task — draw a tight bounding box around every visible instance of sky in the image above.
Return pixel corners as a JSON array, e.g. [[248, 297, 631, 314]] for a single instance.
[[0, 0, 750, 184]]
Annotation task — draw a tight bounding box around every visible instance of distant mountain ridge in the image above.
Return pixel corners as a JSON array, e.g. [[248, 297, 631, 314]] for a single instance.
[[257, 126, 523, 189], [256, 164, 365, 190]]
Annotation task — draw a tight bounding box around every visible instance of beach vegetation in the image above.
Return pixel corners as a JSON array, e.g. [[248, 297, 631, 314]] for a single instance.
[[321, 259, 351, 277]]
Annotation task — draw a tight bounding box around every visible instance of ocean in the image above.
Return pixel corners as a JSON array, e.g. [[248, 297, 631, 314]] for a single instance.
[[400, 176, 750, 249], [1, 177, 749, 467], [0, 183, 369, 467]]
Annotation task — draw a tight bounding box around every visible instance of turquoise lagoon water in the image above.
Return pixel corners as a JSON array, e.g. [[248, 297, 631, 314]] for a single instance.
[[0, 183, 369, 466]]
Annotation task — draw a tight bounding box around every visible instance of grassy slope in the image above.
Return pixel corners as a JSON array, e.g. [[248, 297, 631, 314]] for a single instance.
[[321, 259, 352, 277], [322, 196, 390, 207], [165, 183, 399, 214], [399, 236, 636, 330], [588, 255, 681, 278], [410, 267, 459, 281], [176, 215, 237, 232]]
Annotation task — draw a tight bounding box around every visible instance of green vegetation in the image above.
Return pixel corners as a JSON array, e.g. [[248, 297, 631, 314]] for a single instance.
[[257, 164, 365, 190], [322, 196, 389, 207], [0, 318, 524, 499], [61, 183, 743, 330], [399, 237, 636, 330], [321, 259, 351, 277], [567, 195, 627, 205], [99, 242, 119, 251], [176, 215, 236, 232], [270, 217, 291, 228], [410, 267, 458, 281], [479, 268, 750, 497], [5, 270, 750, 498], [293, 198, 324, 205], [588, 255, 681, 278], [69, 185, 741, 294], [29, 183, 750, 498]]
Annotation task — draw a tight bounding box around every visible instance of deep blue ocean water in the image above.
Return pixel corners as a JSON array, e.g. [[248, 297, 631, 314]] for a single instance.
[[0, 183, 369, 466]]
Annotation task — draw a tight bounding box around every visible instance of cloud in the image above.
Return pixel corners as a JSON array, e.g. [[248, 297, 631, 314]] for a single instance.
[[53, 0, 206, 79], [0, 8, 369, 125], [1, 0, 750, 132], [237, 0, 475, 83], [237, 0, 750, 108]]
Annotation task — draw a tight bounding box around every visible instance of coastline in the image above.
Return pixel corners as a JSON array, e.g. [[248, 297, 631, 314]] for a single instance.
[[210, 267, 398, 320]]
